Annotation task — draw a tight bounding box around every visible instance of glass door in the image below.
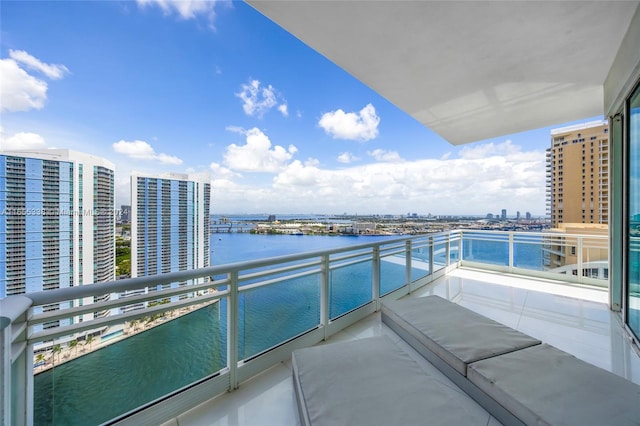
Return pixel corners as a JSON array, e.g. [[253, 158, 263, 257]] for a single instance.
[[628, 84, 640, 339]]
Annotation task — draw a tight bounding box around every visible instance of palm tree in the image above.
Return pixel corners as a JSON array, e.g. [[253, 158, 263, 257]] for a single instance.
[[70, 339, 78, 356], [52, 344, 62, 365], [34, 353, 46, 367], [85, 335, 95, 352]]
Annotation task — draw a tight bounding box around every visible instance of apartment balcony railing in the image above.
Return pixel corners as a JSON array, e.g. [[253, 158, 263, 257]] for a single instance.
[[0, 230, 609, 425]]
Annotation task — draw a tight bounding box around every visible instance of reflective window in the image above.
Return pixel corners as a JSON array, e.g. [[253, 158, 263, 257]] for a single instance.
[[628, 84, 640, 339]]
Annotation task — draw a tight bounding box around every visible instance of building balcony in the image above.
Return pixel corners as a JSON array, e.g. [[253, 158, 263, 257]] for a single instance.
[[1, 230, 638, 425], [160, 268, 639, 426]]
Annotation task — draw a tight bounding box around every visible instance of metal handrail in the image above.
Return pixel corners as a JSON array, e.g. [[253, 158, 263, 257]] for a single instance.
[[0, 229, 611, 425]]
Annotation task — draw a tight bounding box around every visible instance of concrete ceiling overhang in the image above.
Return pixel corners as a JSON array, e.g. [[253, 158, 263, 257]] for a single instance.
[[247, 1, 639, 145]]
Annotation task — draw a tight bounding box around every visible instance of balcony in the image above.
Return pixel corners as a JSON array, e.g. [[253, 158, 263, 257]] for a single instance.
[[1, 230, 639, 425], [160, 268, 640, 426]]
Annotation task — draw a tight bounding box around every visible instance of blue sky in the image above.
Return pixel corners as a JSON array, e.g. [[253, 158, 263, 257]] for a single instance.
[[0, 1, 601, 216]]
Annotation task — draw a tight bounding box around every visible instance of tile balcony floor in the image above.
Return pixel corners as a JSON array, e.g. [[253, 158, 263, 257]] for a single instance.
[[160, 267, 640, 426]]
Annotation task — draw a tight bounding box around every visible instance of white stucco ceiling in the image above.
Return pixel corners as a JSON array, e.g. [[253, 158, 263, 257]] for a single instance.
[[247, 1, 639, 145]]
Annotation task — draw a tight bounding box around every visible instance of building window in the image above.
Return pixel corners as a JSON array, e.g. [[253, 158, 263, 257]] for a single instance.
[[627, 82, 640, 339]]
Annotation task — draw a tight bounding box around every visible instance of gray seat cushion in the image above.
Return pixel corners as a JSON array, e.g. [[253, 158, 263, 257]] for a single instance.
[[468, 343, 640, 426], [382, 296, 540, 375], [292, 335, 488, 426]]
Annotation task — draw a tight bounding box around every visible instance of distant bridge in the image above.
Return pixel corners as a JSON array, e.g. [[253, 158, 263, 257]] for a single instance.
[[210, 222, 256, 233]]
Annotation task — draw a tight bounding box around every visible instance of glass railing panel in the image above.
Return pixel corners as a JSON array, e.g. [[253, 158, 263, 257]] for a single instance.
[[433, 242, 447, 272], [33, 298, 226, 425], [449, 237, 460, 264], [380, 250, 407, 296], [513, 241, 545, 271], [410, 243, 431, 282], [238, 274, 320, 360], [539, 233, 609, 281], [583, 240, 609, 282], [329, 259, 373, 319], [462, 233, 508, 266]]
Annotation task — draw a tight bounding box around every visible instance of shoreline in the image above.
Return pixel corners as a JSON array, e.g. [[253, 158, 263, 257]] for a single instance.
[[33, 299, 218, 375]]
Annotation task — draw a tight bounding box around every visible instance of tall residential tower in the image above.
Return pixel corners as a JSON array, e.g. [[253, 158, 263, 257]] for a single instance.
[[546, 120, 609, 228], [0, 149, 116, 327], [544, 121, 610, 275], [130, 172, 211, 299]]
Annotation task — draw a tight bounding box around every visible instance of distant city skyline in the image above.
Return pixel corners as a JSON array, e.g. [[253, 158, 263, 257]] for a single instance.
[[0, 1, 603, 215]]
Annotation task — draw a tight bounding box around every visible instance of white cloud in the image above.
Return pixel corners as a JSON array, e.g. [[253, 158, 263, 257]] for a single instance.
[[318, 103, 380, 141], [210, 140, 546, 215], [223, 127, 297, 172], [273, 159, 321, 187], [210, 161, 241, 179], [9, 50, 69, 80], [337, 152, 358, 164], [0, 50, 69, 113], [0, 131, 47, 150], [225, 125, 245, 134], [236, 79, 288, 118], [112, 140, 183, 165], [367, 149, 403, 162], [460, 139, 520, 160], [136, 0, 219, 28]]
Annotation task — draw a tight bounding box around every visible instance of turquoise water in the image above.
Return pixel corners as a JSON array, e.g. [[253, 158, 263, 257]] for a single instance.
[[34, 234, 398, 425], [34, 233, 543, 424], [34, 305, 225, 425]]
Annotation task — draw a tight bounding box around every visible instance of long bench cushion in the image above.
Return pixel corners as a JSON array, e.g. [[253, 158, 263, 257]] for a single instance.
[[468, 343, 640, 426], [382, 296, 541, 376], [292, 335, 488, 426]]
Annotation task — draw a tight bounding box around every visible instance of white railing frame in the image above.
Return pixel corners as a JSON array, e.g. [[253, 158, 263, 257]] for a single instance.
[[0, 229, 609, 425]]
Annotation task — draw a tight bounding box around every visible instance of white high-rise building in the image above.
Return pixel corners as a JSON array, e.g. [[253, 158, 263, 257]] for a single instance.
[[130, 172, 211, 303], [0, 149, 116, 328]]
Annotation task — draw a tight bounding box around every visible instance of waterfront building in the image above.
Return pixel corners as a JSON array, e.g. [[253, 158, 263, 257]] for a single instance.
[[3, 3, 640, 425], [0, 149, 115, 328], [544, 120, 610, 273], [129, 172, 211, 305], [546, 120, 609, 228]]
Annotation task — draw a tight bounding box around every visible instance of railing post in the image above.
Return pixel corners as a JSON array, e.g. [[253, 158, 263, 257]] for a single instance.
[[227, 271, 239, 390], [1, 316, 11, 424], [320, 255, 330, 340], [445, 234, 451, 267], [577, 236, 584, 284], [405, 240, 412, 292], [459, 231, 465, 262], [429, 236, 434, 276], [372, 246, 380, 309], [509, 232, 514, 272], [0, 295, 32, 426]]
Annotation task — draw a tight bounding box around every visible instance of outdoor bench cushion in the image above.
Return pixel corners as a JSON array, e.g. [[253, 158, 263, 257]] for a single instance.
[[381, 295, 541, 376], [468, 343, 640, 426], [291, 335, 488, 426]]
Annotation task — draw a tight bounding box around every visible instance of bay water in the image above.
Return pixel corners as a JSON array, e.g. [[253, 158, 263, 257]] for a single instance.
[[34, 233, 397, 425], [34, 232, 543, 425]]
